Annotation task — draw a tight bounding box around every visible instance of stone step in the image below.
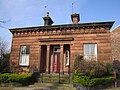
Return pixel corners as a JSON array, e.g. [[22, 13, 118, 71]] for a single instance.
[[39, 73, 72, 77], [38, 78, 70, 82], [14, 87, 76, 90], [29, 83, 76, 90], [33, 83, 72, 86], [38, 74, 73, 83]]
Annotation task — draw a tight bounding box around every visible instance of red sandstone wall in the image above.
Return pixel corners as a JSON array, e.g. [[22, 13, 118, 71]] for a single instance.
[[70, 33, 112, 71], [111, 26, 120, 61], [10, 27, 112, 73]]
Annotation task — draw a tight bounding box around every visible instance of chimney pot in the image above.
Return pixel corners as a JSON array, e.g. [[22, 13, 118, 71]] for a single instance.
[[43, 12, 54, 26], [71, 13, 80, 24]]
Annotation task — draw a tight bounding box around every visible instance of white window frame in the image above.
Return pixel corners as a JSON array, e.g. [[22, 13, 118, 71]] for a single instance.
[[66, 50, 69, 66], [84, 44, 97, 61], [19, 46, 30, 66]]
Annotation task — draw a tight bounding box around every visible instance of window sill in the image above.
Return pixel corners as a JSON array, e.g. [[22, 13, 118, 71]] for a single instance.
[[19, 64, 29, 66], [66, 64, 69, 67]]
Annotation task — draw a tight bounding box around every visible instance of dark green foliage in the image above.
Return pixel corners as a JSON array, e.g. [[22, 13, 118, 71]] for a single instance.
[[73, 55, 114, 87], [74, 55, 108, 78], [74, 55, 84, 71], [0, 53, 10, 73], [0, 73, 37, 85], [0, 73, 9, 83], [106, 63, 114, 75], [113, 60, 120, 70], [73, 75, 114, 87], [112, 60, 120, 80]]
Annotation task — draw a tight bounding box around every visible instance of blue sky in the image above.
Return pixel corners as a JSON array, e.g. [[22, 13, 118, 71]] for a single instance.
[[0, 0, 120, 48]]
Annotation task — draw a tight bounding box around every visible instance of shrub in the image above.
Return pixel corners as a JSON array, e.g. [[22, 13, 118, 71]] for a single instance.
[[73, 75, 114, 87], [73, 55, 114, 87], [106, 63, 114, 75], [0, 73, 10, 83], [10, 61, 23, 74], [74, 55, 113, 78], [113, 60, 120, 70], [0, 73, 37, 85], [0, 53, 10, 73]]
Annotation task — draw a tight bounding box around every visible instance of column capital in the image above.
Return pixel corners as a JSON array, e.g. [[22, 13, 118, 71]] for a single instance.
[[47, 44, 50, 46], [60, 44, 64, 47]]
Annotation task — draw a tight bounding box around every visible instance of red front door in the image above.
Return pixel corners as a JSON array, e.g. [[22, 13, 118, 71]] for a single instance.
[[53, 52, 60, 73]]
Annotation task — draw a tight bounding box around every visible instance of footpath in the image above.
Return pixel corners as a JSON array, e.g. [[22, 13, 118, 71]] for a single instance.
[[1, 86, 120, 90]]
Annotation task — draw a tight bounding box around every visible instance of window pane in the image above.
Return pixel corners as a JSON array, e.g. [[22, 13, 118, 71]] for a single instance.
[[84, 44, 97, 61], [84, 45, 89, 55], [20, 45, 30, 66], [26, 46, 30, 54], [66, 50, 69, 65], [21, 46, 26, 54], [91, 44, 95, 55]]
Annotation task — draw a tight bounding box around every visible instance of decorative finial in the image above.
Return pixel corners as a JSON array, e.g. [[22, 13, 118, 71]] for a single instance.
[[46, 12, 49, 17], [72, 0, 78, 14], [72, 3, 74, 14]]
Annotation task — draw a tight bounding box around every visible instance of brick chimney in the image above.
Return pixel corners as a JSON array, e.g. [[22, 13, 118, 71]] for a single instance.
[[43, 12, 54, 26], [71, 13, 80, 24]]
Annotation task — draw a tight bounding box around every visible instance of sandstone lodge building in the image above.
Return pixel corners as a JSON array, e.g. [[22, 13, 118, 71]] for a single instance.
[[9, 13, 114, 73]]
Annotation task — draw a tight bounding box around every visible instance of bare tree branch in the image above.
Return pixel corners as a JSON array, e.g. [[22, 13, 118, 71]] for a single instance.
[[0, 20, 10, 23], [0, 20, 10, 29], [0, 37, 9, 59]]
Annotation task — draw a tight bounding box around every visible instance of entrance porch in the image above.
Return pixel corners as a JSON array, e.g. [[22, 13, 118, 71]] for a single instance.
[[40, 44, 70, 74]]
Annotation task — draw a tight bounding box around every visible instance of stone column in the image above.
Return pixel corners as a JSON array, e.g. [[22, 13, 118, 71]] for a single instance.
[[70, 44, 73, 73], [50, 51, 53, 73], [39, 45, 41, 72], [60, 44, 64, 74], [46, 45, 50, 73]]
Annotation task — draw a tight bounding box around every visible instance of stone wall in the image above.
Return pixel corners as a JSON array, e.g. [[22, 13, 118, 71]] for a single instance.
[[111, 26, 120, 61], [10, 23, 113, 73]]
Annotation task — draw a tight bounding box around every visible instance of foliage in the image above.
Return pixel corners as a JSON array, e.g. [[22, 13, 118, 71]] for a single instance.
[[11, 61, 40, 73], [73, 55, 114, 87], [0, 53, 10, 73], [10, 61, 23, 74], [0, 73, 37, 85], [74, 55, 110, 78], [0, 37, 9, 57], [112, 60, 120, 70], [106, 63, 114, 75], [73, 75, 114, 87], [0, 37, 10, 74]]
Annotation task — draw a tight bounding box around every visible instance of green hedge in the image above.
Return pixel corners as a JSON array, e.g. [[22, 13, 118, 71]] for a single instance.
[[0, 73, 37, 85], [73, 75, 114, 87]]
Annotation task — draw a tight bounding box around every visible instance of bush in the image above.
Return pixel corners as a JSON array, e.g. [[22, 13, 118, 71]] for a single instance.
[[0, 53, 10, 73], [74, 55, 113, 78], [0, 73, 37, 85], [113, 60, 120, 70], [106, 63, 114, 75], [73, 55, 114, 87], [0, 73, 10, 83], [73, 75, 114, 87]]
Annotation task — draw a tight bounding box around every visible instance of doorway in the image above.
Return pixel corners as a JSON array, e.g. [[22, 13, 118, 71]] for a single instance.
[[40, 45, 47, 73], [53, 47, 60, 73]]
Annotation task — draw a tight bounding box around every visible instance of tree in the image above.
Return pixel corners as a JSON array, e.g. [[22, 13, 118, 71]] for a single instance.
[[0, 20, 10, 29], [0, 37, 10, 73], [0, 37, 9, 59]]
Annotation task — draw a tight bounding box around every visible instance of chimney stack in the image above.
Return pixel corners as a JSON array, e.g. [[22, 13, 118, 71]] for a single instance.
[[43, 12, 54, 26], [71, 13, 80, 24]]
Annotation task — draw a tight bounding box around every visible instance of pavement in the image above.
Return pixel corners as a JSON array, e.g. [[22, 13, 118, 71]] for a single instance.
[[0, 87, 73, 90], [1, 87, 120, 90]]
